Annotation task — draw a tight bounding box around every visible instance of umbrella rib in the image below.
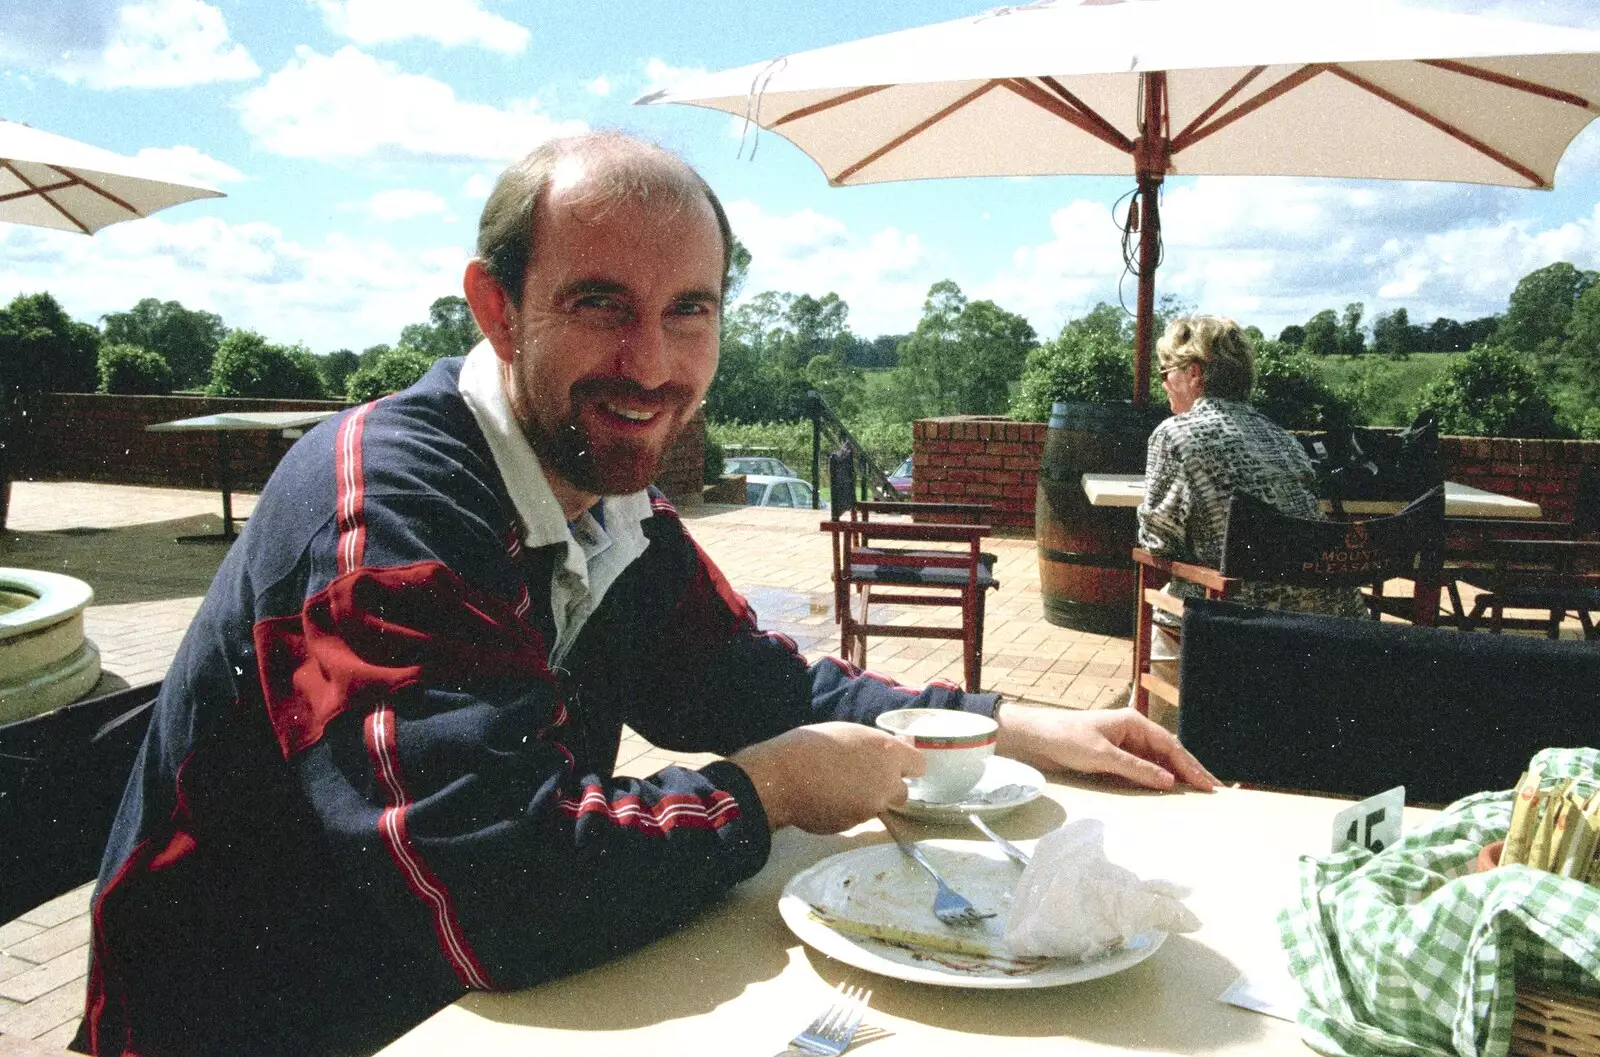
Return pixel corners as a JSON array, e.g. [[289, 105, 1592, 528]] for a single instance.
[[772, 84, 894, 128], [0, 160, 93, 234], [46, 163, 142, 216], [1326, 65, 1547, 188], [833, 80, 1001, 184], [1003, 78, 1133, 154], [1420, 59, 1594, 111], [1169, 64, 1328, 153], [1034, 76, 1136, 153], [1172, 66, 1268, 148]]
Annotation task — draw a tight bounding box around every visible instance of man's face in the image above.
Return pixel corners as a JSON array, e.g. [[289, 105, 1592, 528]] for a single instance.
[[501, 179, 723, 504]]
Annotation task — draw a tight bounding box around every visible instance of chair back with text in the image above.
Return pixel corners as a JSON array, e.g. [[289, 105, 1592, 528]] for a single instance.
[[822, 450, 998, 691], [1177, 599, 1600, 804], [1219, 485, 1445, 587]]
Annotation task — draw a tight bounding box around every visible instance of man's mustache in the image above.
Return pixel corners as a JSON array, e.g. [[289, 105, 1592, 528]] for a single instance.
[[570, 377, 696, 412]]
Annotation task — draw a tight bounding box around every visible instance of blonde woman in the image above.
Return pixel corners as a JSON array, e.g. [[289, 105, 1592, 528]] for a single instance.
[[1135, 317, 1363, 721]]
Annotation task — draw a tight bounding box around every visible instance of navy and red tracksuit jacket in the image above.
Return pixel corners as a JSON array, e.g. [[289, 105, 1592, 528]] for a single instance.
[[80, 357, 998, 1056]]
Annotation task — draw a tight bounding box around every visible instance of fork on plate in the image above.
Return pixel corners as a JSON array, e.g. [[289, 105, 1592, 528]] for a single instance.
[[773, 981, 871, 1056], [880, 813, 996, 928]]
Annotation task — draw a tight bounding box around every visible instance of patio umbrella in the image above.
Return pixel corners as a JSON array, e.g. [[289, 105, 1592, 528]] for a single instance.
[[0, 119, 224, 235], [639, 0, 1600, 406]]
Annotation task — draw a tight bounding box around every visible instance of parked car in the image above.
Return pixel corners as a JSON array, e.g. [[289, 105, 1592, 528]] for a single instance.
[[725, 456, 797, 479], [888, 457, 913, 496], [744, 474, 815, 509]]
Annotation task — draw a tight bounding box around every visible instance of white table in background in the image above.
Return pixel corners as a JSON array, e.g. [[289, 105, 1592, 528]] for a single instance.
[[1081, 474, 1543, 519], [145, 411, 337, 541]]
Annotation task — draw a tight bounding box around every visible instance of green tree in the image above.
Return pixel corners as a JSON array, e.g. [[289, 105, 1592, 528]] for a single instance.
[[1278, 324, 1306, 348], [97, 343, 173, 394], [1498, 261, 1597, 360], [892, 281, 1036, 418], [398, 295, 482, 361], [100, 298, 226, 389], [346, 346, 434, 402], [1012, 310, 1133, 421], [1413, 344, 1565, 438], [0, 292, 99, 394], [207, 331, 328, 399], [705, 290, 854, 423], [724, 236, 752, 302], [1370, 307, 1418, 359], [317, 349, 360, 398], [1338, 302, 1367, 357], [1251, 341, 1356, 430], [1301, 309, 1339, 357]]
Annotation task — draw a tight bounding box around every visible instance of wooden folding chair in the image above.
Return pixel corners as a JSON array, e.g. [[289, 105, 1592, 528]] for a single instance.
[[1131, 486, 1444, 716], [821, 451, 999, 691]]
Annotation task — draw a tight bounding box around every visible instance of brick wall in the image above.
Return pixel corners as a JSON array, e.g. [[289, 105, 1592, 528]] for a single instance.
[[913, 416, 1048, 533], [914, 414, 1600, 537], [17, 393, 706, 506]]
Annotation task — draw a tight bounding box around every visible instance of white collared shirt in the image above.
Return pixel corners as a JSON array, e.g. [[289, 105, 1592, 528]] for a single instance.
[[457, 341, 652, 669]]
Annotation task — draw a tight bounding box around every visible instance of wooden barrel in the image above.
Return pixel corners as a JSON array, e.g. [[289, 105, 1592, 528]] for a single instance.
[[1036, 401, 1161, 634]]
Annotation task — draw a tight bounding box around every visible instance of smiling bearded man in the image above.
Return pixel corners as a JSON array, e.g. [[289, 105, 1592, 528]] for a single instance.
[[76, 132, 1213, 1057]]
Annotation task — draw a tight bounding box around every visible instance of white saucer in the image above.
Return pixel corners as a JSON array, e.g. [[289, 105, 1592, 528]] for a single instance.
[[890, 756, 1045, 821]]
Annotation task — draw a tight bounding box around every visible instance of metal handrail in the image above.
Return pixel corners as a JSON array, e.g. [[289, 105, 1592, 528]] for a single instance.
[[805, 390, 900, 508]]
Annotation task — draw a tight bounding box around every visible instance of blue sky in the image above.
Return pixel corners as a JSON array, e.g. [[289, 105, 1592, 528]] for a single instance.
[[2, 0, 1599, 353]]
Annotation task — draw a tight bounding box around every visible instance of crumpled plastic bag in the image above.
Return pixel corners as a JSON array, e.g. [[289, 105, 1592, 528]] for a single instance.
[[1003, 817, 1201, 961]]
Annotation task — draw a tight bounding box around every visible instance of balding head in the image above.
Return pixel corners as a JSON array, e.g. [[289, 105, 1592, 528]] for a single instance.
[[476, 132, 734, 305]]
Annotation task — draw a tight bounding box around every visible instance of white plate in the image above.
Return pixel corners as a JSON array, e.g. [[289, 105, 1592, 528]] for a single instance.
[[779, 840, 1166, 989], [890, 756, 1046, 821]]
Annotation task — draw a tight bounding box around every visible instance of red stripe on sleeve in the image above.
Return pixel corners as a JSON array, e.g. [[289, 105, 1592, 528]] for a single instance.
[[555, 786, 740, 834], [364, 705, 495, 990], [335, 402, 374, 576]]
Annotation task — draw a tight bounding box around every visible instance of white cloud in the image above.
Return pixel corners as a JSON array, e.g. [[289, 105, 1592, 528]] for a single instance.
[[238, 47, 587, 162], [130, 146, 247, 187], [311, 0, 530, 54], [582, 75, 612, 97], [725, 199, 935, 336], [47, 0, 260, 89], [363, 188, 448, 221], [462, 172, 496, 200], [0, 216, 469, 352], [642, 57, 707, 97]]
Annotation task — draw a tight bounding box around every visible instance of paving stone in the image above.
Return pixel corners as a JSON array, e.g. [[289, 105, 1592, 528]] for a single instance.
[[4, 917, 91, 966], [0, 946, 91, 1004], [0, 977, 88, 1040], [18, 887, 92, 931]]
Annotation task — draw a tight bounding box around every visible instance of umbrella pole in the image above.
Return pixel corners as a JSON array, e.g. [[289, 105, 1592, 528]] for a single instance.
[[1131, 72, 1169, 410], [1132, 169, 1161, 410]]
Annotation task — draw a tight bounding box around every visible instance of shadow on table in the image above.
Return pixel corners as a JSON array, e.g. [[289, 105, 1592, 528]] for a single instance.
[[0, 515, 232, 605]]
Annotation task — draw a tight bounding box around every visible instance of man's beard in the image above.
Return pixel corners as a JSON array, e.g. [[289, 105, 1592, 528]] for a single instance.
[[525, 378, 693, 497]]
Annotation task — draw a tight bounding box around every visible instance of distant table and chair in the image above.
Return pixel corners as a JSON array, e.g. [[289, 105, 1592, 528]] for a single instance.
[[1079, 473, 1544, 519], [144, 410, 338, 542]]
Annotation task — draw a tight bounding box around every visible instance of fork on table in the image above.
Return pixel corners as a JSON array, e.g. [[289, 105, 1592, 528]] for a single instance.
[[773, 981, 871, 1056], [880, 813, 996, 928]]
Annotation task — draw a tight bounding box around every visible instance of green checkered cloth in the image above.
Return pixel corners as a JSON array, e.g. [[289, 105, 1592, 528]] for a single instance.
[[1279, 747, 1600, 1057]]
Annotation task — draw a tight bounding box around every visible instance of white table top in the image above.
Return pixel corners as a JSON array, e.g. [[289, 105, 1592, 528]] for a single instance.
[[1081, 473, 1543, 519], [144, 410, 338, 432], [377, 779, 1438, 1057]]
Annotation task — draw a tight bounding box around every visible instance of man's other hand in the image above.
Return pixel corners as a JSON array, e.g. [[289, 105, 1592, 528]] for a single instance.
[[730, 723, 925, 834], [995, 705, 1218, 792]]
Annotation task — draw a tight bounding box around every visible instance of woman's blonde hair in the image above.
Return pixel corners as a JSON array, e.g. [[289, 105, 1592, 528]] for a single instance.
[[1155, 315, 1255, 401]]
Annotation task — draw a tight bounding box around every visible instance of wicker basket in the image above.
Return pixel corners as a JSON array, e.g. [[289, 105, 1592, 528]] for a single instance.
[[1512, 984, 1600, 1057]]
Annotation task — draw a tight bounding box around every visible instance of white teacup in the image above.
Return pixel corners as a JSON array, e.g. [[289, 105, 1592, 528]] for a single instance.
[[875, 708, 998, 803]]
